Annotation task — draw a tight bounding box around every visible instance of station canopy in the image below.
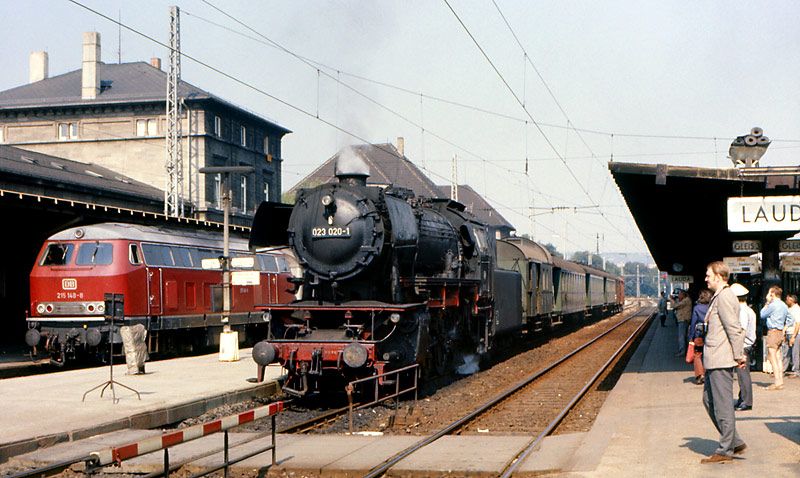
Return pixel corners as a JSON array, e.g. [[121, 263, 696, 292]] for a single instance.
[[609, 162, 800, 287]]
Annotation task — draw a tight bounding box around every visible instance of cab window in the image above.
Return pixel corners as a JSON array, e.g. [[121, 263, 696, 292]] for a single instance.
[[41, 243, 74, 266], [129, 244, 142, 265], [76, 242, 113, 266]]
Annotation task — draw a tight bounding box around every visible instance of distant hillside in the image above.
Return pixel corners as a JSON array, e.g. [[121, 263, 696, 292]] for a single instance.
[[601, 252, 655, 266]]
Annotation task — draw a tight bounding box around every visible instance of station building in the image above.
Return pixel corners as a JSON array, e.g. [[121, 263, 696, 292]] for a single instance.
[[0, 32, 291, 224]]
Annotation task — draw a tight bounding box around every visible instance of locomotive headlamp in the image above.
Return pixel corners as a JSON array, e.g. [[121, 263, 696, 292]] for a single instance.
[[37, 304, 46, 314], [389, 313, 401, 323], [321, 195, 333, 206], [343, 342, 368, 368]]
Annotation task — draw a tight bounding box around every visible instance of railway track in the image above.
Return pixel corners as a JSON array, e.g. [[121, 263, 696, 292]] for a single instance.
[[361, 305, 654, 478]]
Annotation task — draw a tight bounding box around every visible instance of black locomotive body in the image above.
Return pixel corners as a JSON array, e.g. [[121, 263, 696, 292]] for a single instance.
[[250, 161, 516, 394], [249, 154, 624, 395]]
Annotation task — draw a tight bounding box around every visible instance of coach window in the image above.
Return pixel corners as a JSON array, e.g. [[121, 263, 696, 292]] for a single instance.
[[276, 256, 290, 273], [172, 247, 192, 267], [141, 243, 169, 266], [76, 242, 113, 266], [41, 243, 74, 266], [129, 244, 142, 265], [259, 255, 278, 272]]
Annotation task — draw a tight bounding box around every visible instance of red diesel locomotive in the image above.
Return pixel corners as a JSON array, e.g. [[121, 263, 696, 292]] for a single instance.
[[25, 222, 295, 364]]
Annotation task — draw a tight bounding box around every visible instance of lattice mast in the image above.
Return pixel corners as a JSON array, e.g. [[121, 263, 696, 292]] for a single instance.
[[165, 5, 184, 217]]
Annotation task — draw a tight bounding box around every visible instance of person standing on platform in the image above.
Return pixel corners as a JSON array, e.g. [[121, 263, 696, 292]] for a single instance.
[[700, 261, 746, 464], [730, 284, 756, 411], [783, 294, 800, 378], [689, 289, 712, 385], [670, 289, 693, 356], [658, 291, 668, 326], [761, 285, 792, 390]]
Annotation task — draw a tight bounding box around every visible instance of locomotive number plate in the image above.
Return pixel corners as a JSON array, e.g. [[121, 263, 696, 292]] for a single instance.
[[312, 226, 351, 239]]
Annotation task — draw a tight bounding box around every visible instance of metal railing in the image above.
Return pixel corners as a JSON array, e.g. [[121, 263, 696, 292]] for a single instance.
[[346, 364, 419, 432]]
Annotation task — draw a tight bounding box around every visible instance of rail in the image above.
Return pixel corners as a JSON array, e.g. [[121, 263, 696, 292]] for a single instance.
[[346, 364, 419, 432], [360, 307, 652, 478], [498, 309, 653, 477]]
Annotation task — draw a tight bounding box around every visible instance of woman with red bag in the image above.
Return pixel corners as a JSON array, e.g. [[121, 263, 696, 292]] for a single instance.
[[688, 289, 713, 384]]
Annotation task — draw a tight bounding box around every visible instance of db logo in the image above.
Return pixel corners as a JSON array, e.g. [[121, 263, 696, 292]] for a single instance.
[[62, 278, 77, 290]]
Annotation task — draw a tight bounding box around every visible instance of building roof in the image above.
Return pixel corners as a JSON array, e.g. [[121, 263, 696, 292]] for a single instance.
[[0, 144, 164, 206], [609, 161, 800, 285], [0, 61, 290, 134], [437, 184, 515, 231], [288, 143, 441, 198]]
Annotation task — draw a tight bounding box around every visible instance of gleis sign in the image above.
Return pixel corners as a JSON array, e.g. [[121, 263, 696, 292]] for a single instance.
[[727, 196, 800, 232]]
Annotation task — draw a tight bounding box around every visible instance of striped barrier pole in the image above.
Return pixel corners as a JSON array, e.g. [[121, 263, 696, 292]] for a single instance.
[[90, 401, 283, 466]]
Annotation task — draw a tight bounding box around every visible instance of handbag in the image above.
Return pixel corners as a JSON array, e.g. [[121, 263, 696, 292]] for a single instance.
[[685, 341, 695, 363]]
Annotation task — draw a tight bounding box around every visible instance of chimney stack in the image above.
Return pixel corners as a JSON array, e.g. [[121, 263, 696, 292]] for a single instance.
[[82, 32, 101, 99], [397, 137, 404, 156], [149, 58, 162, 70], [29, 52, 49, 83]]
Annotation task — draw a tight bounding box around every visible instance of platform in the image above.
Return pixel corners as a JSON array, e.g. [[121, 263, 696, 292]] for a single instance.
[[7, 317, 800, 476], [0, 349, 284, 462]]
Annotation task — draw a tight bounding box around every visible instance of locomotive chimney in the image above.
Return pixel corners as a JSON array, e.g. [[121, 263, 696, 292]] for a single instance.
[[335, 146, 370, 187]]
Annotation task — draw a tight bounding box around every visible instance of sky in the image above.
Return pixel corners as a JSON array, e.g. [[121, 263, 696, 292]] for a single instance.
[[4, 0, 800, 261]]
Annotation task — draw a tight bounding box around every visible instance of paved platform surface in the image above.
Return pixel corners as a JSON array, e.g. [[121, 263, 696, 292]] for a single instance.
[[0, 349, 284, 462], [7, 317, 800, 476]]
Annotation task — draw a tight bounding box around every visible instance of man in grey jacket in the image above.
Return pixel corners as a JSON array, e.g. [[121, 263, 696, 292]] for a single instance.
[[700, 261, 747, 464]]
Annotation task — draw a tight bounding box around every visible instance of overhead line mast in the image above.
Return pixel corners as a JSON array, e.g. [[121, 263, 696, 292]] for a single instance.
[[165, 5, 184, 217]]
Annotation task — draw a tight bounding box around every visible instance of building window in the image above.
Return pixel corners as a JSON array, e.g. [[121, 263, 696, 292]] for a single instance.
[[240, 175, 247, 212], [240, 126, 247, 147], [263, 181, 271, 202], [0, 127, 4, 143], [136, 118, 157, 136], [214, 116, 222, 137], [58, 123, 78, 140], [214, 173, 222, 209], [264, 136, 272, 161]]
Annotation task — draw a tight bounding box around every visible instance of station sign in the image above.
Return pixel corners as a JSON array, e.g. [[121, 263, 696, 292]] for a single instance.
[[231, 270, 260, 286], [782, 256, 800, 273], [780, 239, 800, 252], [201, 258, 221, 270], [728, 196, 800, 232], [723, 256, 761, 274], [669, 275, 693, 284], [732, 240, 761, 254]]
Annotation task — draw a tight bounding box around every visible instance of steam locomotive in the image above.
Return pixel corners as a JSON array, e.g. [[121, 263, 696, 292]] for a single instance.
[[250, 154, 624, 395]]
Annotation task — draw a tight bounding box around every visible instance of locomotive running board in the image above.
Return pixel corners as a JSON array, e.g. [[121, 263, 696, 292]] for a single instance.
[[258, 301, 426, 312]]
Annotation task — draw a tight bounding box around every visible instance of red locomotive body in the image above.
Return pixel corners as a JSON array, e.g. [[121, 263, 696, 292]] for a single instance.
[[25, 223, 295, 364]]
